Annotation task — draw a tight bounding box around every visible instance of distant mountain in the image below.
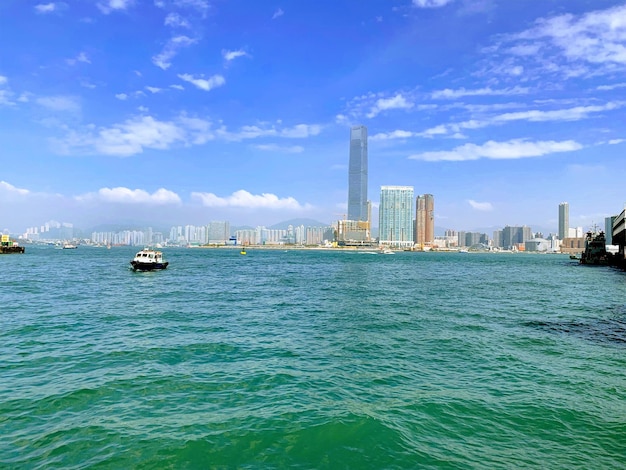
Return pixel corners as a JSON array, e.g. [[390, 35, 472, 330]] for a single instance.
[[269, 218, 331, 230], [86, 223, 171, 234]]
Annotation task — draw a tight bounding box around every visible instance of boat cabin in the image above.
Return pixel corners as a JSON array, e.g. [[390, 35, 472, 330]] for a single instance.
[[133, 249, 163, 263]]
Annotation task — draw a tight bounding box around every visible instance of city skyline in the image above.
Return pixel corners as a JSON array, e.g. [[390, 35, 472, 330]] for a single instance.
[[2, 1, 626, 234]]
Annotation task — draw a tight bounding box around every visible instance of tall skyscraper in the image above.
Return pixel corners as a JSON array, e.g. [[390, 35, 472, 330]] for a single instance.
[[348, 125, 368, 222], [558, 202, 569, 240], [415, 194, 435, 247], [379, 186, 414, 248]]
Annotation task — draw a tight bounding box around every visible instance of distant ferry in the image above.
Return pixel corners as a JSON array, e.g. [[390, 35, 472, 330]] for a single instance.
[[63, 243, 78, 249]]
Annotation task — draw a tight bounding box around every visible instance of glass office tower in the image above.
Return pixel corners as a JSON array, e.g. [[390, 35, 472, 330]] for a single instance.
[[348, 125, 368, 222], [379, 186, 414, 248]]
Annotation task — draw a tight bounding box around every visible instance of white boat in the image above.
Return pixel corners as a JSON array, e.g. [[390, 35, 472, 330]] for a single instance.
[[380, 248, 395, 255], [130, 248, 169, 271], [62, 243, 78, 249]]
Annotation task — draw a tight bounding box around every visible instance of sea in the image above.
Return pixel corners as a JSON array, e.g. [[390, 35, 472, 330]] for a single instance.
[[2, 246, 626, 469]]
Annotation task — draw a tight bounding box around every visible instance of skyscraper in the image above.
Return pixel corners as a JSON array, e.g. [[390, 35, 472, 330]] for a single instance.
[[415, 194, 434, 247], [379, 186, 414, 248], [558, 202, 569, 240], [348, 125, 368, 222]]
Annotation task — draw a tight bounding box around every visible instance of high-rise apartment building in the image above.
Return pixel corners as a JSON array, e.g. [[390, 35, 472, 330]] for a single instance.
[[558, 202, 569, 240], [348, 125, 368, 222], [415, 194, 434, 247], [501, 225, 533, 250], [207, 221, 230, 244], [379, 186, 414, 248]]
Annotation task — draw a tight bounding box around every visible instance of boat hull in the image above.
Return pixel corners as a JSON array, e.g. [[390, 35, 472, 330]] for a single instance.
[[0, 246, 25, 254], [130, 261, 169, 271]]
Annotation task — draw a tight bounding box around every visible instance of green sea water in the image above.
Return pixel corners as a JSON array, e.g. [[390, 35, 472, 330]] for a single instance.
[[2, 246, 626, 469]]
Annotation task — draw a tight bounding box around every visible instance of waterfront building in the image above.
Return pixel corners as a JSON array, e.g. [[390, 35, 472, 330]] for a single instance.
[[493, 230, 502, 249], [560, 236, 585, 255], [348, 125, 368, 223], [568, 227, 583, 238], [336, 219, 371, 244], [525, 238, 552, 252], [558, 202, 569, 240], [379, 186, 414, 248], [415, 194, 435, 248], [500, 225, 533, 250], [457, 231, 467, 248], [605, 216, 616, 245], [207, 221, 230, 245], [306, 226, 334, 245]]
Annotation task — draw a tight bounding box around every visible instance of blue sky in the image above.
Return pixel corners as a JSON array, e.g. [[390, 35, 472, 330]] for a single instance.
[[1, 0, 626, 234]]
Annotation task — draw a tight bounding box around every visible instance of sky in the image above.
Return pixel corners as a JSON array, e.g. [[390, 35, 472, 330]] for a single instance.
[[1, 0, 626, 235]]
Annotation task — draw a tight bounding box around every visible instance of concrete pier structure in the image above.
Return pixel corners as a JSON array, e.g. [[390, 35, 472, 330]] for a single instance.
[[612, 208, 625, 269]]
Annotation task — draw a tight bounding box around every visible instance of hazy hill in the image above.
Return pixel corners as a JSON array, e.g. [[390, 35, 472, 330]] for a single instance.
[[268, 218, 331, 230]]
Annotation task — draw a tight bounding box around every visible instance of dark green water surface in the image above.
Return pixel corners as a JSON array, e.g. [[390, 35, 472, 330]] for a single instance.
[[2, 247, 626, 469]]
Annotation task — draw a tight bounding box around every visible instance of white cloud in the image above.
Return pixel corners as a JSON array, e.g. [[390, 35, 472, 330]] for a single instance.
[[192, 190, 309, 210], [409, 139, 582, 162], [178, 73, 225, 91], [492, 102, 623, 123], [489, 4, 626, 81], [35, 3, 56, 13], [608, 138, 625, 145], [97, 0, 133, 14], [164, 12, 190, 28], [253, 144, 304, 153], [170, 84, 184, 90], [280, 123, 321, 138], [115, 93, 128, 100], [66, 52, 91, 66], [272, 8, 284, 19], [215, 123, 321, 141], [152, 36, 197, 70], [36, 96, 80, 112], [507, 44, 541, 56], [60, 116, 186, 157], [57, 115, 321, 156], [367, 94, 414, 118], [597, 83, 626, 91], [172, 0, 210, 16], [420, 102, 623, 137], [145, 86, 163, 94], [431, 86, 529, 99], [370, 130, 416, 141], [0, 80, 12, 106], [0, 181, 30, 196], [530, 5, 626, 65], [419, 125, 450, 137], [412, 0, 454, 7], [222, 49, 248, 62], [468, 199, 493, 211], [78, 187, 182, 204]]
